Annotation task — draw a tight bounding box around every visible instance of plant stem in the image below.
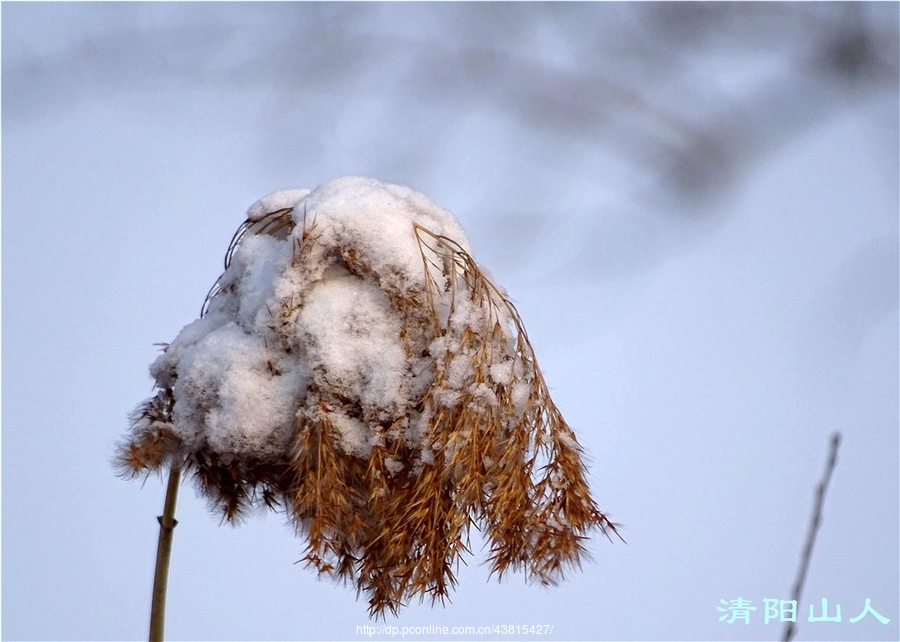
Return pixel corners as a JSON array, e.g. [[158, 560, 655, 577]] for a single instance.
[[782, 432, 841, 642], [149, 464, 181, 642]]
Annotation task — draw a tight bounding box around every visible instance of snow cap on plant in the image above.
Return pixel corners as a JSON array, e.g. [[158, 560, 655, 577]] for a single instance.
[[118, 176, 619, 617]]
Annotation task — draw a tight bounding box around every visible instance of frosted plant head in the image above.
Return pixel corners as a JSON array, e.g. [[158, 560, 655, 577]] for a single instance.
[[118, 176, 620, 617]]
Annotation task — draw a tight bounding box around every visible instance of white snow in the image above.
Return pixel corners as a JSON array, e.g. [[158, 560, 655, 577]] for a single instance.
[[510, 381, 532, 414], [144, 176, 512, 464], [166, 321, 305, 457], [229, 234, 291, 329], [246, 188, 310, 221], [324, 409, 373, 459], [296, 276, 408, 414]]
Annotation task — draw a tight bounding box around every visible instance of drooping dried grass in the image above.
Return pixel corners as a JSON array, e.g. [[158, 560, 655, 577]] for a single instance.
[[118, 202, 620, 617]]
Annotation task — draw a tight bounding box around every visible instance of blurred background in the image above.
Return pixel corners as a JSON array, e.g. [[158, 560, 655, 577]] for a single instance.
[[2, 3, 897, 641]]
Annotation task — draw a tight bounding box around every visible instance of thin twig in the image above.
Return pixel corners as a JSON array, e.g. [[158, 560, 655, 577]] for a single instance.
[[149, 464, 182, 642], [782, 432, 841, 642]]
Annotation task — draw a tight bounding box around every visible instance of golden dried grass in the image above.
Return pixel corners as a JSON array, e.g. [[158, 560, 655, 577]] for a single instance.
[[118, 203, 620, 617]]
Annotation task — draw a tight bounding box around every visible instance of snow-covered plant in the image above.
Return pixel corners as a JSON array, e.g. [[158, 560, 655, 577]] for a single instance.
[[118, 176, 619, 618]]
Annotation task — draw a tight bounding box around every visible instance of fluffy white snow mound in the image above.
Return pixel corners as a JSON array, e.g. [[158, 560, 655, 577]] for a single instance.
[[145, 176, 498, 464]]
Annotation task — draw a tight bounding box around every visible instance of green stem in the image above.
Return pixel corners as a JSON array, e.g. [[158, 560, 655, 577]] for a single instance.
[[149, 464, 181, 642]]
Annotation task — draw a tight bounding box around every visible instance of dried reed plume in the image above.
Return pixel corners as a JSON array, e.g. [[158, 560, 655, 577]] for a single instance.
[[118, 179, 620, 618]]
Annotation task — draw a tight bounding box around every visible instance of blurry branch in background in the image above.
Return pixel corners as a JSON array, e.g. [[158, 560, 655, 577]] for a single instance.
[[3, 2, 896, 293], [4, 3, 896, 214], [782, 432, 842, 642]]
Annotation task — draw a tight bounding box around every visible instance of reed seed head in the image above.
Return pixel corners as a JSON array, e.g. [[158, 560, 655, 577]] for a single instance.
[[118, 176, 620, 617]]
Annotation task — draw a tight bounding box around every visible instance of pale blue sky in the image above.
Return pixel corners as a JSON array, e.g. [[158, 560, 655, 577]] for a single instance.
[[2, 3, 898, 641]]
